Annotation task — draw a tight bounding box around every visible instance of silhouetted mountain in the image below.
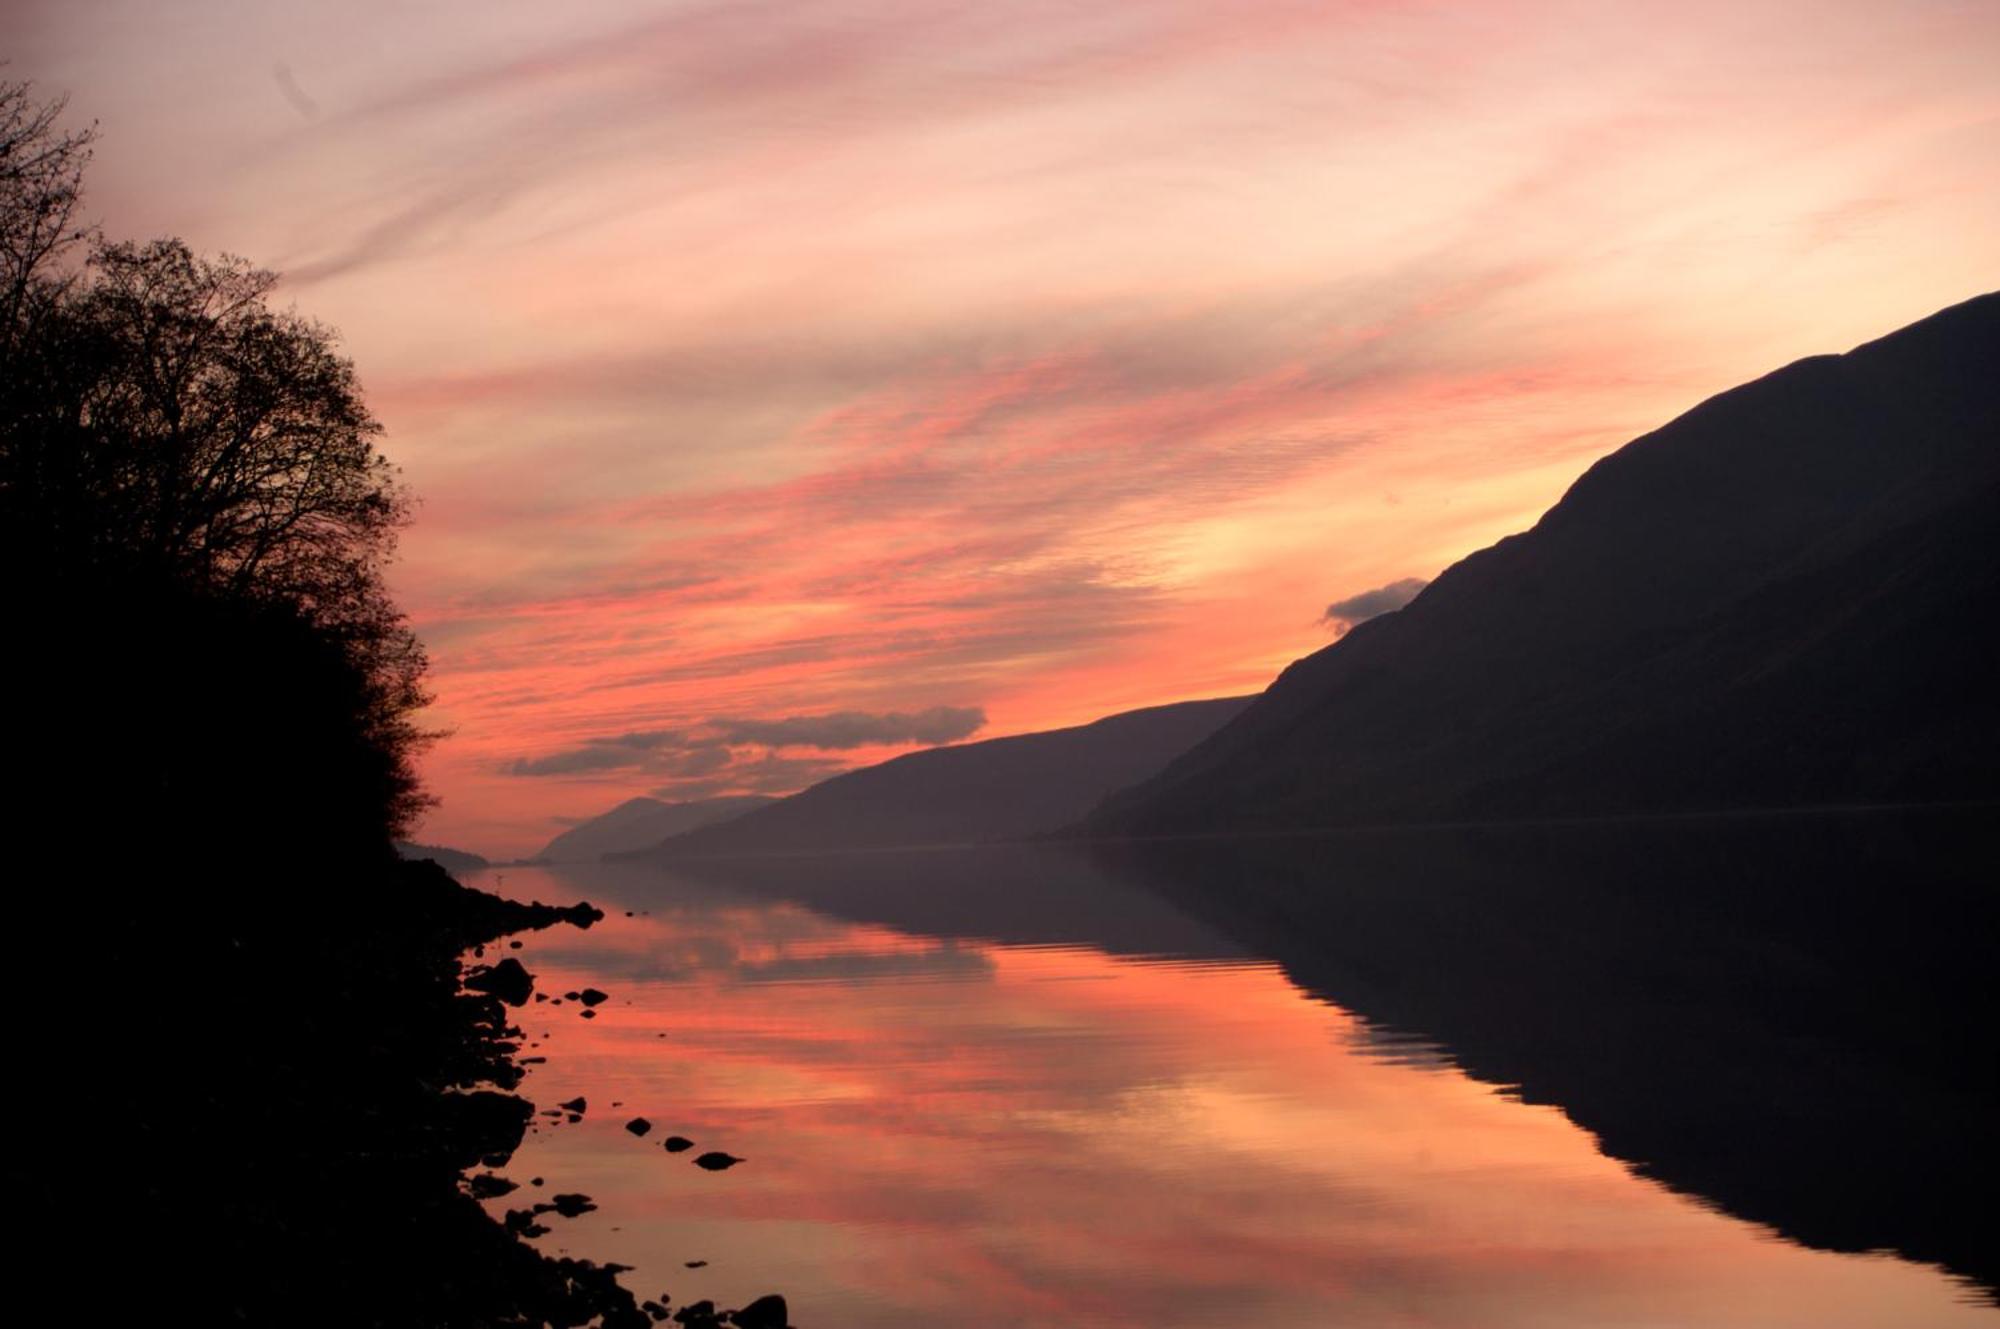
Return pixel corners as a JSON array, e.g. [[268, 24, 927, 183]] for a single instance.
[[537, 795, 776, 861], [1091, 293, 2000, 835], [396, 840, 490, 875], [644, 698, 1252, 858]]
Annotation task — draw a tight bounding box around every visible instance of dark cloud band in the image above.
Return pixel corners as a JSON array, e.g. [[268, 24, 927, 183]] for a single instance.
[[507, 705, 987, 781]]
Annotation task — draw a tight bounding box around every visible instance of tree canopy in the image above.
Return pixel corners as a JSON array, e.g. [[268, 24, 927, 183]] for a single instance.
[[0, 78, 432, 842], [0, 78, 92, 344]]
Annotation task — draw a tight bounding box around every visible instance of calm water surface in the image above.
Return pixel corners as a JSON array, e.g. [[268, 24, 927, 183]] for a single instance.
[[471, 845, 1995, 1328]]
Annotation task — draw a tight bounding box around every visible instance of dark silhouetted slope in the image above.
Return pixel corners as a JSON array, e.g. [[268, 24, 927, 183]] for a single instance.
[[538, 795, 776, 861], [648, 697, 1252, 857], [1091, 293, 2000, 835]]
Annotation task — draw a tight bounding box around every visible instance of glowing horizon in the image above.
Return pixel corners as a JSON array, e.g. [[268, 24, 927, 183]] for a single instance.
[[7, 0, 1997, 856]]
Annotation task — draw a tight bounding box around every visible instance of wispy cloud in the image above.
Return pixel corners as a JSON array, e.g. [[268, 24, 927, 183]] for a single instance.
[[711, 706, 985, 749]]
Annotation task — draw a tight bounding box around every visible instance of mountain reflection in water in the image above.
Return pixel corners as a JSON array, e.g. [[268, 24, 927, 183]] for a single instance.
[[477, 810, 1997, 1327]]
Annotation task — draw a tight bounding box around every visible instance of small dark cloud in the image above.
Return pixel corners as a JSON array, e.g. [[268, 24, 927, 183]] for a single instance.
[[508, 706, 984, 781], [1322, 577, 1428, 636], [595, 729, 689, 751], [271, 63, 321, 121], [508, 744, 653, 776], [709, 705, 985, 750], [506, 727, 701, 774]]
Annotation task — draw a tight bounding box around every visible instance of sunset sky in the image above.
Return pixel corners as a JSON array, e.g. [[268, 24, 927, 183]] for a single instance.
[[7, 0, 1997, 856]]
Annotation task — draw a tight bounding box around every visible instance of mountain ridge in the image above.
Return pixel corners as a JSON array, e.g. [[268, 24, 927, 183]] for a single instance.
[[641, 696, 1254, 858], [537, 794, 778, 861], [1087, 292, 2000, 836]]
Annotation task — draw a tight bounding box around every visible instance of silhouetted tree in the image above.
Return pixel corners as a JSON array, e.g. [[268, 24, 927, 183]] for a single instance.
[[8, 83, 668, 1329], [0, 80, 432, 840], [0, 77, 94, 352]]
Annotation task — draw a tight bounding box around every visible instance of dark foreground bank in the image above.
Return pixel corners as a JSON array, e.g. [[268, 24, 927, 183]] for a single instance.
[[14, 852, 792, 1328]]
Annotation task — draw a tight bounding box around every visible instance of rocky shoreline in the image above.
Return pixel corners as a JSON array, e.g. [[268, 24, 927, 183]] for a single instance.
[[15, 853, 787, 1328]]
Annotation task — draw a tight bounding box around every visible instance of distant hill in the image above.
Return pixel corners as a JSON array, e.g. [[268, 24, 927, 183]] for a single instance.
[[537, 795, 777, 861], [1089, 292, 2000, 836], [394, 841, 490, 876], [644, 697, 1253, 858]]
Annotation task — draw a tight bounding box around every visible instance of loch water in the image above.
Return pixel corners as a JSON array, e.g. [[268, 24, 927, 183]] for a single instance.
[[472, 812, 1999, 1327]]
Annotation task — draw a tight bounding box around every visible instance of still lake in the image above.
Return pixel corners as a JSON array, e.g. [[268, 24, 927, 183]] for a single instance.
[[469, 817, 1998, 1327]]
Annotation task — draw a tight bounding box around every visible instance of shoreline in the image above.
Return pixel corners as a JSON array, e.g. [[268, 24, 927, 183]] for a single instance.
[[21, 854, 657, 1327]]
